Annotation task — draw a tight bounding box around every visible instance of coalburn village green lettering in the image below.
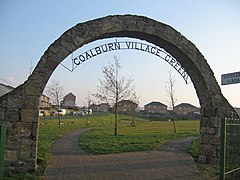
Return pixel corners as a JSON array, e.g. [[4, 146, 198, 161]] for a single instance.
[[73, 41, 190, 84]]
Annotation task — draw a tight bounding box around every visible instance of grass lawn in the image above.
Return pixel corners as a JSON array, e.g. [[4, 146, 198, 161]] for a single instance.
[[80, 119, 200, 154], [4, 114, 201, 179], [37, 114, 116, 173]]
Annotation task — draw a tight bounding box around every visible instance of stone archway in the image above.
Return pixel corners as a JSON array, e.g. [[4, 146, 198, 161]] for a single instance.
[[0, 15, 237, 172]]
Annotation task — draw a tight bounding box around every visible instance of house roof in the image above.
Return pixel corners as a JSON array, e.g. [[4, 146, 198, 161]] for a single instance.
[[119, 100, 138, 105], [0, 83, 14, 97], [234, 107, 240, 116], [0, 83, 14, 89], [63, 92, 76, 99], [99, 103, 110, 106], [145, 101, 167, 107], [175, 103, 198, 109], [90, 103, 110, 107], [41, 94, 50, 99]]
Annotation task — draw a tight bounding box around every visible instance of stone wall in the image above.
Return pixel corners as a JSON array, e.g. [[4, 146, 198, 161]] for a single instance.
[[0, 84, 40, 172], [199, 116, 222, 164]]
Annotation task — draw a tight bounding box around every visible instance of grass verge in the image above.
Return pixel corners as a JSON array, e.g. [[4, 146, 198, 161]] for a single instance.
[[188, 138, 219, 179]]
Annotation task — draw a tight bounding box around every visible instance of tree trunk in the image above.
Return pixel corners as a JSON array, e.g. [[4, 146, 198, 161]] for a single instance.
[[114, 106, 118, 135], [172, 112, 176, 133]]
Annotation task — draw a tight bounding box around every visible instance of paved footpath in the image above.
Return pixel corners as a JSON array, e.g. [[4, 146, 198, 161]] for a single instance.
[[44, 128, 211, 180]]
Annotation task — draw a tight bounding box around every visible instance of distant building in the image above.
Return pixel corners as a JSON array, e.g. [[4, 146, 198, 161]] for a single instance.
[[0, 83, 14, 97], [118, 100, 138, 113], [39, 94, 51, 108], [234, 107, 240, 117], [174, 103, 199, 115], [90, 103, 110, 113], [144, 101, 167, 114], [61, 92, 76, 108]]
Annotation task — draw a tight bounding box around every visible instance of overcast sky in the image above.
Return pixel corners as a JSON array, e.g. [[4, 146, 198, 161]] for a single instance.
[[0, 0, 240, 107]]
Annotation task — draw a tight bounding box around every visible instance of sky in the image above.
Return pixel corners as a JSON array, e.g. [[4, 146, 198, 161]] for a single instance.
[[0, 0, 240, 108]]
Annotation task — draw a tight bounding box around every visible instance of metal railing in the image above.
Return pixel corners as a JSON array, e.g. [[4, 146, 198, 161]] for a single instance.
[[0, 123, 6, 179], [220, 118, 240, 180]]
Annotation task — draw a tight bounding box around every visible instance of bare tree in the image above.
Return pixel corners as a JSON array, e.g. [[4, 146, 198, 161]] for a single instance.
[[166, 71, 177, 133], [45, 79, 64, 107], [85, 92, 92, 126], [45, 79, 64, 127], [93, 56, 136, 135]]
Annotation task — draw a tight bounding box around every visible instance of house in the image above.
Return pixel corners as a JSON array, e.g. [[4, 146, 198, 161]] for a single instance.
[[89, 103, 110, 113], [144, 101, 167, 114], [39, 94, 51, 108], [89, 104, 98, 112], [0, 83, 52, 109], [234, 107, 240, 117], [61, 92, 76, 108], [0, 83, 14, 97], [118, 100, 138, 113], [174, 103, 199, 115]]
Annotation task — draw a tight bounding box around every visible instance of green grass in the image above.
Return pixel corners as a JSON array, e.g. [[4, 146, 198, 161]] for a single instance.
[[188, 138, 200, 161], [37, 114, 116, 172], [3, 172, 43, 180], [188, 138, 219, 178], [80, 120, 200, 154], [5, 114, 115, 179], [4, 115, 200, 179]]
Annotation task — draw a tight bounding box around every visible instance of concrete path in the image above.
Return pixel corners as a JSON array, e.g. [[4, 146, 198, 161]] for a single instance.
[[44, 128, 210, 180]]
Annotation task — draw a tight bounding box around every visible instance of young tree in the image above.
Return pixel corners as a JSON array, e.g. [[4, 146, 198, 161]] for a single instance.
[[85, 92, 92, 126], [166, 71, 177, 133], [93, 56, 136, 135], [45, 79, 64, 128]]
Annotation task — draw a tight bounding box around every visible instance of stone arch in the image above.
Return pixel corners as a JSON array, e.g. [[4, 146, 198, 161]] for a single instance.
[[0, 14, 237, 172]]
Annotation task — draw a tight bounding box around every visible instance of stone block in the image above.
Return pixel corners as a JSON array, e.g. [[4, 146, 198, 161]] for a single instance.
[[200, 126, 206, 134], [216, 145, 221, 157], [12, 122, 32, 137], [201, 134, 209, 144], [213, 135, 221, 145], [23, 96, 38, 108], [0, 108, 5, 121], [21, 116, 38, 123], [73, 35, 85, 47], [19, 138, 36, 161], [201, 117, 210, 127], [206, 127, 215, 135], [0, 96, 7, 107], [24, 82, 42, 96], [214, 127, 221, 135], [136, 20, 146, 32], [14, 160, 36, 173], [6, 136, 19, 150], [199, 134, 203, 143], [21, 108, 38, 122], [211, 117, 221, 128], [203, 107, 218, 117], [5, 109, 20, 122], [198, 155, 207, 163], [202, 144, 213, 156], [5, 150, 18, 161], [31, 122, 38, 137], [6, 91, 24, 109]]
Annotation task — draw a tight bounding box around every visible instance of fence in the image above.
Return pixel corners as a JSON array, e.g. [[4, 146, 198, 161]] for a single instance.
[[0, 123, 6, 179], [220, 117, 240, 180]]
